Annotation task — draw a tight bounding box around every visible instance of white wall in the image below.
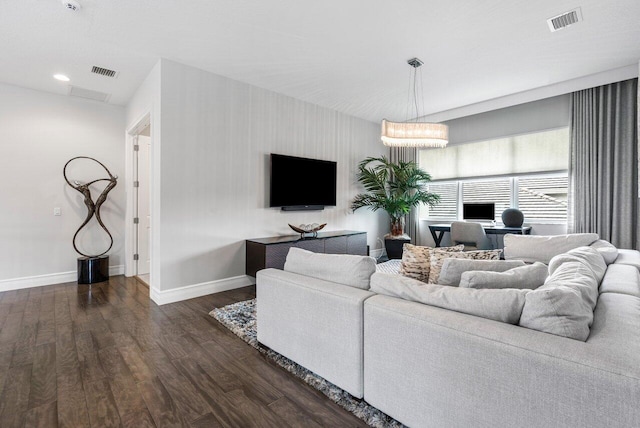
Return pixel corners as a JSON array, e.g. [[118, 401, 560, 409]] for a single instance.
[[0, 83, 125, 289], [154, 59, 385, 298]]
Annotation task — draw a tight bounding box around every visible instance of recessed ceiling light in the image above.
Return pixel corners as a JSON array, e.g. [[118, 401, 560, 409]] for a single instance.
[[54, 74, 70, 82], [62, 0, 81, 12]]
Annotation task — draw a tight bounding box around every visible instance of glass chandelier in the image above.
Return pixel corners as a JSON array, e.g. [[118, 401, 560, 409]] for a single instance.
[[381, 58, 448, 148]]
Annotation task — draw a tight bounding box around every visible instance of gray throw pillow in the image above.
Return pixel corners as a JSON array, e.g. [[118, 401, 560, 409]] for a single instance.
[[438, 259, 525, 286], [428, 250, 502, 284], [519, 261, 598, 341], [459, 262, 548, 290]]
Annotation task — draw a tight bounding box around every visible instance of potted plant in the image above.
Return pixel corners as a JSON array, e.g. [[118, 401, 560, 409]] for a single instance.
[[351, 156, 439, 258]]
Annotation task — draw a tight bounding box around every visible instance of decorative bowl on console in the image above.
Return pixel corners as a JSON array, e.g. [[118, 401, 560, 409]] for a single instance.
[[288, 223, 327, 238]]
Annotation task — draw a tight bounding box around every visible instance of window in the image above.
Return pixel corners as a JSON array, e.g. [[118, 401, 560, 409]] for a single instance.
[[423, 182, 457, 220], [517, 176, 568, 222], [419, 127, 570, 223], [462, 179, 510, 221], [422, 173, 568, 222]]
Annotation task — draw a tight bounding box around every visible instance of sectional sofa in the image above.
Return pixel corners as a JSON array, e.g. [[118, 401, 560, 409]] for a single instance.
[[256, 235, 640, 428]]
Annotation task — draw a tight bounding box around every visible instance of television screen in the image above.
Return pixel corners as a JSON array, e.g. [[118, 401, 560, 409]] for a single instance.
[[270, 154, 337, 209], [463, 203, 495, 221]]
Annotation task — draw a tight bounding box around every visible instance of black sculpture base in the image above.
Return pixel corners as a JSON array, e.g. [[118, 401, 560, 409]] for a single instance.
[[77, 256, 109, 284]]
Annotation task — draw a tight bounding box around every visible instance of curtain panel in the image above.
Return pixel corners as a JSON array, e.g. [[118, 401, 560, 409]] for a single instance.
[[389, 147, 419, 244], [569, 78, 638, 249]]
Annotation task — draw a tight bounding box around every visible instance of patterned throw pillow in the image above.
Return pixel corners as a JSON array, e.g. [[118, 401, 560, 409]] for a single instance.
[[399, 243, 464, 283], [428, 250, 502, 284]]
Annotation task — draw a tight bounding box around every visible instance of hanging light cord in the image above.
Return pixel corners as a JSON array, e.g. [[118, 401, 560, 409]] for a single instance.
[[413, 66, 420, 122]]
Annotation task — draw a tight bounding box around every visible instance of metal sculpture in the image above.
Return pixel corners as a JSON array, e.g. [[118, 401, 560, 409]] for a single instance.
[[63, 156, 118, 257]]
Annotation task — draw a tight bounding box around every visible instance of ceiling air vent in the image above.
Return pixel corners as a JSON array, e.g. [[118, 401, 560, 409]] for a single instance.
[[69, 86, 111, 103], [547, 8, 582, 32], [91, 66, 118, 78]]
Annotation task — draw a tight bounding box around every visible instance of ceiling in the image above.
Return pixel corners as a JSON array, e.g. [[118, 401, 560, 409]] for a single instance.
[[1, 0, 639, 123]]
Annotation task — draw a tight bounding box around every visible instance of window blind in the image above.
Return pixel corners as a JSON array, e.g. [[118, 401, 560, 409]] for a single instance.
[[420, 127, 569, 181]]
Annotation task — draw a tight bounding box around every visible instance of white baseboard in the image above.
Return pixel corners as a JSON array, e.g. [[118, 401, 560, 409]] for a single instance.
[[149, 275, 255, 306], [0, 265, 125, 293], [370, 248, 385, 259]]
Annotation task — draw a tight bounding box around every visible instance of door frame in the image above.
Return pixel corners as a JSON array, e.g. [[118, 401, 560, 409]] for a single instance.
[[125, 111, 160, 292]]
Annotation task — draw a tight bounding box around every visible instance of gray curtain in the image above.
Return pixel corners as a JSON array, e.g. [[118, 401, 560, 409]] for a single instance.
[[568, 78, 638, 249], [389, 147, 419, 244]]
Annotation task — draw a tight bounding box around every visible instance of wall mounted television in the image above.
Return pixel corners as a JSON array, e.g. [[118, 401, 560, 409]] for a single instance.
[[463, 203, 495, 221], [269, 153, 337, 211]]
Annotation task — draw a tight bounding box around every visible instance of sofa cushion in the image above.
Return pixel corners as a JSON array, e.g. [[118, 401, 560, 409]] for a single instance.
[[614, 249, 640, 272], [428, 250, 502, 284], [370, 272, 529, 324], [503, 233, 599, 264], [399, 243, 464, 283], [599, 264, 640, 298], [589, 239, 619, 265], [438, 259, 525, 287], [459, 262, 548, 290], [519, 261, 599, 341], [284, 247, 376, 290], [548, 246, 607, 284]]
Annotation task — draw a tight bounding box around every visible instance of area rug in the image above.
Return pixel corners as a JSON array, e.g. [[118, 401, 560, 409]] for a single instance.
[[210, 299, 404, 428]]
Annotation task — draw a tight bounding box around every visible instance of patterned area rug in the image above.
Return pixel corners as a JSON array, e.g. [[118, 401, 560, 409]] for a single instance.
[[210, 299, 404, 428]]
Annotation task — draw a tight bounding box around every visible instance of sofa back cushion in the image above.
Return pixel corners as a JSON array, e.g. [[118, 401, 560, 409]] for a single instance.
[[589, 239, 619, 265], [503, 233, 599, 264], [399, 243, 464, 283], [438, 259, 525, 286], [284, 247, 376, 290], [599, 264, 640, 298], [459, 262, 548, 290], [371, 272, 529, 324]]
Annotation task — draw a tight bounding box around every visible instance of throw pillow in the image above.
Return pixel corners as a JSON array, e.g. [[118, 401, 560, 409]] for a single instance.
[[548, 246, 606, 284], [519, 261, 598, 341], [428, 250, 502, 284], [399, 243, 464, 283], [438, 259, 525, 287], [459, 262, 548, 290]]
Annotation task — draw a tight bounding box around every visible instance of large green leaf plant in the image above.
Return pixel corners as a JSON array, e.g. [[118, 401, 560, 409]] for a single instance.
[[351, 156, 439, 236]]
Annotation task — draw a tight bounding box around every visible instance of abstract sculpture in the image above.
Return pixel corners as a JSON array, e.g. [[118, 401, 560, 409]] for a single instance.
[[63, 156, 118, 257]]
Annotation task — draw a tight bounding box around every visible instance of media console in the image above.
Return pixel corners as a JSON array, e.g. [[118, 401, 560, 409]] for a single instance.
[[245, 230, 367, 277]]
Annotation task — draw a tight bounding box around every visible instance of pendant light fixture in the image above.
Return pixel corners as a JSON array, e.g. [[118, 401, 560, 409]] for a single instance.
[[381, 58, 448, 148]]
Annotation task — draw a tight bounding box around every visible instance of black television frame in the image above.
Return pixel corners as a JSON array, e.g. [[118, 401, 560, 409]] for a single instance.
[[269, 153, 338, 211]]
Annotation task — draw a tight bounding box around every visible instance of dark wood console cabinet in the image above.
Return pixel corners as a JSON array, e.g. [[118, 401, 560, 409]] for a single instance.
[[245, 230, 367, 277]]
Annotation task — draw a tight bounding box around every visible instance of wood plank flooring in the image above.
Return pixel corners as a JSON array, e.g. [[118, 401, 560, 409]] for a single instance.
[[0, 276, 367, 427]]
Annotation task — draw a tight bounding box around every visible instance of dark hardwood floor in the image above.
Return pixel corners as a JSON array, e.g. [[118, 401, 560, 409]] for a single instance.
[[0, 276, 367, 427]]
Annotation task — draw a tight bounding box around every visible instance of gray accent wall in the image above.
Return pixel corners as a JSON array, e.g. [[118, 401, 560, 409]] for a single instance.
[[444, 94, 570, 146], [149, 59, 386, 293]]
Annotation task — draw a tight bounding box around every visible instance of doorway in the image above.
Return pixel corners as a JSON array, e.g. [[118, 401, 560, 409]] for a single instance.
[[135, 124, 151, 285], [129, 119, 152, 287]]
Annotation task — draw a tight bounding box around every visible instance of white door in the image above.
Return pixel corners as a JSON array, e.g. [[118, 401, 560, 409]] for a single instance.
[[137, 134, 151, 276]]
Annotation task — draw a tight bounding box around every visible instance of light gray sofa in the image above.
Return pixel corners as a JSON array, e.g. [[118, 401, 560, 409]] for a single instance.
[[256, 250, 376, 398], [256, 242, 640, 427]]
